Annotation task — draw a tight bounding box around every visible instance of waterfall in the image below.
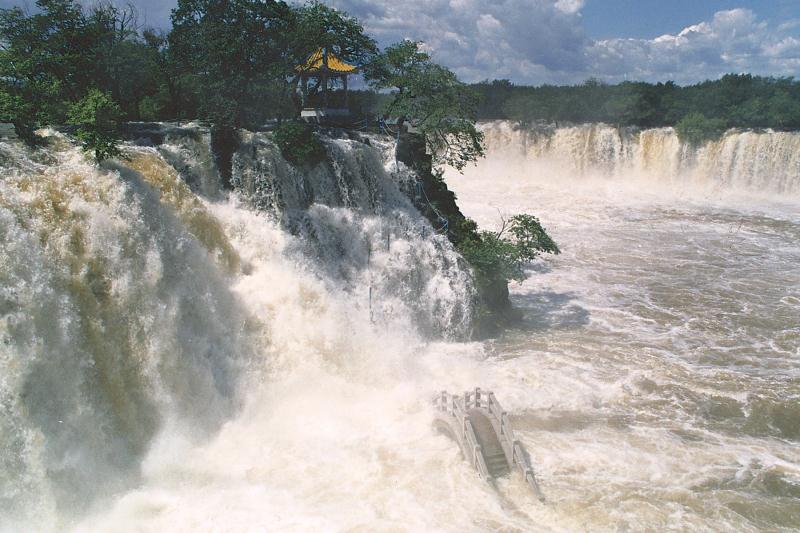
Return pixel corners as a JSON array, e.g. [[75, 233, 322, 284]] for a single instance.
[[0, 131, 253, 528], [0, 126, 474, 530], [481, 121, 800, 196], [231, 130, 473, 337]]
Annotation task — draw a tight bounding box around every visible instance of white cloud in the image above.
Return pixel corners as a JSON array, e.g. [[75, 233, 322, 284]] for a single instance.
[[588, 9, 800, 83], [324, 0, 590, 83], [323, 1, 800, 85], [17, 0, 794, 85], [554, 0, 584, 15]]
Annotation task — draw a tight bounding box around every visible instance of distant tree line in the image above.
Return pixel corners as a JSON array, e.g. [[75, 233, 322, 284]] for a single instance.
[[469, 76, 800, 144]]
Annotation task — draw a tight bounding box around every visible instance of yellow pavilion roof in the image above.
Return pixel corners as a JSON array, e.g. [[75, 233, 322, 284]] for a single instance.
[[296, 48, 358, 74]]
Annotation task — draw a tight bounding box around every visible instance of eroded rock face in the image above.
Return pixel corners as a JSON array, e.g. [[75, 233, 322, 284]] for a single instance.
[[396, 130, 515, 338]]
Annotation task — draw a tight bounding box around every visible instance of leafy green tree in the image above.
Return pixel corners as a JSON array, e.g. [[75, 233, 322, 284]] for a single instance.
[[0, 89, 36, 142], [474, 79, 515, 119], [169, 0, 296, 128], [68, 89, 123, 162], [0, 0, 175, 135], [141, 29, 187, 120], [0, 0, 95, 124], [366, 40, 484, 171], [293, 2, 377, 66], [459, 214, 559, 284], [507, 214, 560, 261], [291, 2, 377, 107], [502, 91, 557, 125], [675, 112, 727, 146], [767, 91, 800, 129]]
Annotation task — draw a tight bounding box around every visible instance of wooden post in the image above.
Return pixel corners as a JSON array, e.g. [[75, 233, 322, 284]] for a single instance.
[[475, 387, 481, 407], [343, 74, 349, 108]]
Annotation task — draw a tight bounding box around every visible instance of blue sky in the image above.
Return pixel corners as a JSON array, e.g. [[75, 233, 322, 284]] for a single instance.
[[581, 0, 798, 39], [2, 0, 798, 85]]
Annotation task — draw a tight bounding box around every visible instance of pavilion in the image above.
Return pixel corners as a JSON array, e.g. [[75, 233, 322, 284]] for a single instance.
[[295, 47, 357, 122]]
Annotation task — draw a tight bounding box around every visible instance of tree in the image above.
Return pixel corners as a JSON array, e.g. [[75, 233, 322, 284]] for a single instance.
[[502, 91, 556, 125], [675, 112, 727, 146], [293, 2, 376, 67], [460, 214, 559, 285], [0, 0, 99, 124], [140, 29, 186, 120], [455, 213, 558, 332], [767, 91, 800, 130], [474, 79, 515, 119], [0, 0, 172, 136], [68, 89, 123, 162], [0, 89, 36, 142], [169, 0, 296, 128], [290, 2, 377, 107], [366, 40, 484, 171]]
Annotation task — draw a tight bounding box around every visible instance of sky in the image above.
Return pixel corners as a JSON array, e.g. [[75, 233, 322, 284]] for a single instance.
[[3, 0, 799, 85]]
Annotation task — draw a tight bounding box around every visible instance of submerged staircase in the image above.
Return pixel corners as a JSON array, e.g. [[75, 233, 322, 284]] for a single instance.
[[433, 388, 545, 502]]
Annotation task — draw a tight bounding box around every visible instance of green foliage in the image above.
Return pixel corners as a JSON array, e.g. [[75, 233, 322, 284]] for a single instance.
[[0, 0, 198, 130], [294, 2, 377, 67], [272, 121, 326, 166], [68, 89, 122, 162], [0, 89, 36, 142], [459, 231, 524, 285], [766, 91, 800, 129], [472, 75, 800, 131], [458, 214, 559, 285], [169, 0, 296, 128], [292, 2, 377, 109], [365, 40, 484, 171], [675, 113, 727, 146], [508, 214, 560, 260], [168, 1, 376, 127]]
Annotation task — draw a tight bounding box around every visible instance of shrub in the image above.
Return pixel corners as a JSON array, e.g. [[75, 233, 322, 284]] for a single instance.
[[675, 112, 727, 146], [0, 89, 37, 143], [458, 214, 559, 285], [272, 121, 326, 166], [68, 89, 123, 162]]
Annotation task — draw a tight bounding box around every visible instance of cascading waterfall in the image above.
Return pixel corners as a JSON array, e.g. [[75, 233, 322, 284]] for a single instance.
[[232, 130, 473, 337], [5, 118, 798, 532], [0, 126, 475, 531], [126, 122, 224, 199], [0, 132, 255, 528], [481, 120, 800, 195]]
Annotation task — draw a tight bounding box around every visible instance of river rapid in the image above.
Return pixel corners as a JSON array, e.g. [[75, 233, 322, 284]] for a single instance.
[[446, 123, 800, 530], [1, 123, 798, 532]]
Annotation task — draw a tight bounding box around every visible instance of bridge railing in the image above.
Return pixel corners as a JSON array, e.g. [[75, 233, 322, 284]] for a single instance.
[[435, 390, 490, 479], [434, 388, 545, 502]]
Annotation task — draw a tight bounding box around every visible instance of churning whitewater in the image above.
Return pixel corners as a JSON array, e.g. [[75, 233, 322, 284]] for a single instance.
[[1, 122, 799, 531]]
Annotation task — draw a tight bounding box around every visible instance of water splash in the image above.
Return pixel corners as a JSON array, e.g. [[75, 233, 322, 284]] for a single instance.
[[481, 121, 800, 196], [232, 130, 474, 337], [0, 127, 476, 530]]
